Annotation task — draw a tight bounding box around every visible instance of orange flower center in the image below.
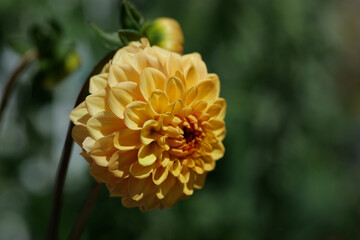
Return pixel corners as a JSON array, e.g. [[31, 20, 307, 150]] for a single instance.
[[167, 115, 206, 158]]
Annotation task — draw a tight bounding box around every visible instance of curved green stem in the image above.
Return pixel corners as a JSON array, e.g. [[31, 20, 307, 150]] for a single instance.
[[0, 50, 37, 123], [68, 182, 102, 240], [46, 50, 116, 240]]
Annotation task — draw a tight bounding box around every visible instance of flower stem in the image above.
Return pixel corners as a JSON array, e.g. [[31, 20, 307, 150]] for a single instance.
[[46, 50, 116, 240], [68, 182, 102, 240], [0, 50, 37, 123]]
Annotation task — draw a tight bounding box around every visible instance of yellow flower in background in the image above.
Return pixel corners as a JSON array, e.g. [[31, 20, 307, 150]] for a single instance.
[[144, 18, 184, 54], [70, 38, 226, 211]]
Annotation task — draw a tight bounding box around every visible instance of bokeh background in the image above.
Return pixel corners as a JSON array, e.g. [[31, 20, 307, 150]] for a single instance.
[[1, 0, 360, 239]]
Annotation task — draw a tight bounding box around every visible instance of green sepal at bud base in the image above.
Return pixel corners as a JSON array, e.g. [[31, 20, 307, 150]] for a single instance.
[[120, 1, 143, 30], [118, 29, 143, 45], [90, 23, 123, 49]]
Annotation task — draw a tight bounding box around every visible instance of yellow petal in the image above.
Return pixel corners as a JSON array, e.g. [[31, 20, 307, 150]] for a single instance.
[[170, 159, 182, 177], [156, 175, 176, 199], [90, 135, 116, 167], [127, 176, 154, 201], [210, 141, 225, 161], [202, 155, 216, 171], [183, 86, 198, 107], [193, 101, 207, 113], [182, 53, 208, 89], [140, 120, 162, 145], [162, 181, 183, 208], [108, 81, 139, 119], [210, 119, 226, 141], [72, 125, 88, 146], [70, 102, 90, 125], [108, 178, 129, 197], [85, 89, 109, 116], [128, 177, 145, 201], [138, 142, 161, 166], [82, 137, 95, 153], [139, 67, 167, 100], [130, 161, 154, 179], [161, 152, 170, 167], [178, 166, 190, 183], [193, 173, 206, 189], [196, 74, 220, 106], [89, 73, 108, 94], [152, 166, 169, 185], [207, 98, 226, 120], [108, 64, 139, 87], [165, 76, 185, 103], [87, 111, 125, 140], [149, 90, 169, 114], [165, 52, 183, 77], [122, 196, 141, 208], [124, 101, 153, 130], [131, 52, 164, 74], [108, 150, 137, 178], [90, 161, 116, 183], [113, 129, 141, 150]]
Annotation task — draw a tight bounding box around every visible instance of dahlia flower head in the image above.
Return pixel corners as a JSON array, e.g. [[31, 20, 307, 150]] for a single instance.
[[70, 38, 226, 211]]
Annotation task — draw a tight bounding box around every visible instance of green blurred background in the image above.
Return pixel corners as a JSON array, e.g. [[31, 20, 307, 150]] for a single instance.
[[1, 0, 360, 239]]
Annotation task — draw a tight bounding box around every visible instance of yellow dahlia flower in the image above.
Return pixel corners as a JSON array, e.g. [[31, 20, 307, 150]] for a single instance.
[[144, 17, 184, 54], [70, 38, 226, 211]]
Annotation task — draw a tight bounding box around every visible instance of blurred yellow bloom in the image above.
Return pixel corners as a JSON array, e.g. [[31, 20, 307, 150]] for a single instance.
[[70, 38, 226, 211], [144, 17, 184, 54]]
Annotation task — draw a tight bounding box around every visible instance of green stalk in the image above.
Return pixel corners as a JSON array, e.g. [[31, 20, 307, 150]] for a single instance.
[[0, 50, 37, 123], [46, 50, 116, 240]]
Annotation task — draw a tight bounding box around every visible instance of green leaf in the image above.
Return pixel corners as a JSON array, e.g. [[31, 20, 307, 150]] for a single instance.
[[120, 1, 143, 30], [90, 23, 123, 49], [118, 29, 143, 45]]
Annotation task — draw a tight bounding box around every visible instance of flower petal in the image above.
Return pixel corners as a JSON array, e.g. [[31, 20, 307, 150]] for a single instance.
[[165, 76, 185, 103], [210, 119, 226, 141], [149, 90, 169, 114], [85, 89, 109, 116], [87, 111, 125, 140], [182, 53, 208, 89], [72, 125, 88, 146], [108, 150, 137, 178], [152, 166, 169, 185], [207, 98, 226, 120], [139, 67, 167, 100], [162, 181, 183, 208], [165, 52, 183, 77], [170, 159, 182, 177], [113, 129, 141, 150], [156, 174, 176, 199], [108, 81, 139, 119], [70, 102, 90, 125], [140, 120, 162, 145], [124, 101, 153, 130], [138, 142, 162, 166], [130, 161, 154, 179], [210, 141, 225, 161], [195, 74, 220, 106], [89, 73, 108, 93], [108, 64, 139, 87], [183, 86, 198, 107], [90, 135, 117, 167], [131, 52, 164, 74]]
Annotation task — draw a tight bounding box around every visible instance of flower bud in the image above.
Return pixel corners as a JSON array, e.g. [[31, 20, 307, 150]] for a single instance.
[[144, 17, 184, 54]]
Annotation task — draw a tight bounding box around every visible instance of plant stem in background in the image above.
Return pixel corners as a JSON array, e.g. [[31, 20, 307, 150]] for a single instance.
[[0, 50, 37, 123], [68, 182, 103, 240], [46, 50, 116, 240]]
